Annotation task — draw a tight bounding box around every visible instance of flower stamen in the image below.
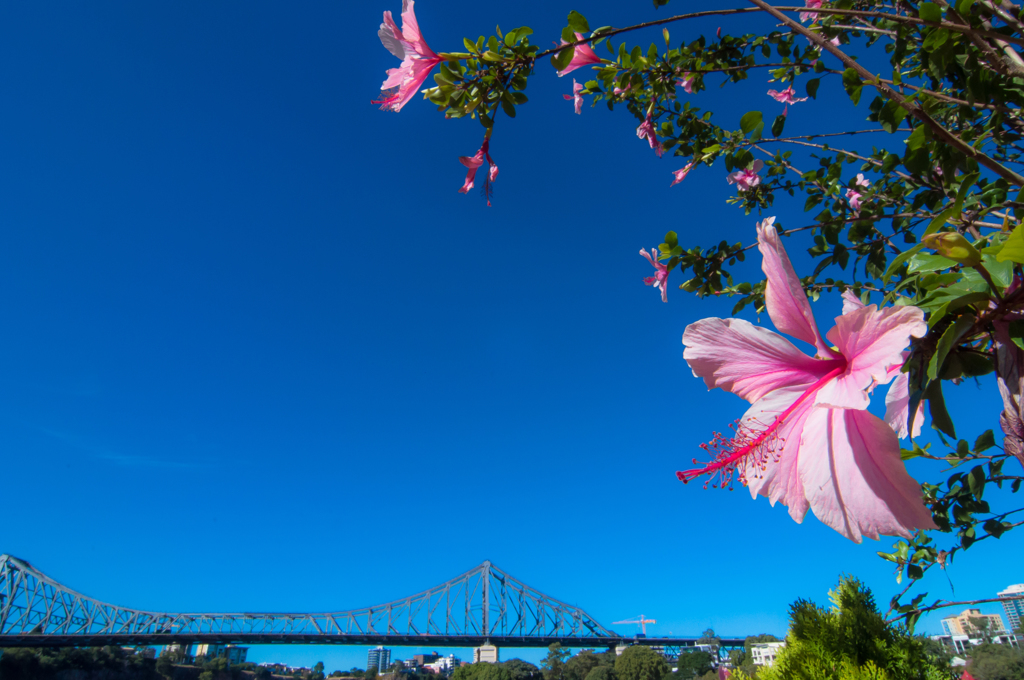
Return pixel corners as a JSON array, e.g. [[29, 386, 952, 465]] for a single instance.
[[677, 364, 846, 488]]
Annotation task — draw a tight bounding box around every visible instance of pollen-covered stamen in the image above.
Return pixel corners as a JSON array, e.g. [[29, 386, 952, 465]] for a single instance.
[[676, 364, 846, 488], [676, 415, 784, 490], [372, 89, 401, 111]]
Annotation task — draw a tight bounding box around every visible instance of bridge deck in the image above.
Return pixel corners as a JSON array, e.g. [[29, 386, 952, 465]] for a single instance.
[[0, 634, 747, 649]]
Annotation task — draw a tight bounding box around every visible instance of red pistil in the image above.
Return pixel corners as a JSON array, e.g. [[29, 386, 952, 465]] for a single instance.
[[677, 364, 846, 489]]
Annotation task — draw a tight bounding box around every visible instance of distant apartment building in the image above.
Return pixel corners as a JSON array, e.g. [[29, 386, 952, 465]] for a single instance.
[[368, 646, 392, 671], [406, 653, 440, 669], [259, 663, 290, 673], [473, 645, 499, 663], [940, 608, 1007, 637], [161, 644, 192, 659], [999, 584, 1024, 632], [424, 654, 461, 675], [193, 644, 248, 664], [750, 642, 786, 667]]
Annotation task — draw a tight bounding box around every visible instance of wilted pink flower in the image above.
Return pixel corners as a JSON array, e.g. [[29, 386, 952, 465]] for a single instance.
[[727, 160, 763, 191], [458, 138, 498, 205], [846, 188, 863, 212], [640, 248, 669, 302], [679, 218, 935, 543], [801, 0, 823, 22], [845, 174, 871, 212], [670, 163, 694, 187], [375, 0, 444, 112], [677, 74, 695, 93], [636, 112, 663, 157], [767, 86, 808, 105], [557, 33, 602, 76], [563, 79, 584, 114]]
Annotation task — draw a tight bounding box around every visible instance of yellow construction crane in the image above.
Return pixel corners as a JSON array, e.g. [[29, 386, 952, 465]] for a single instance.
[[613, 615, 656, 636]]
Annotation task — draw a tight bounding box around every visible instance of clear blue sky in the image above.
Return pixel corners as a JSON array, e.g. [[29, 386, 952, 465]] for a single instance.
[[0, 0, 1020, 673]]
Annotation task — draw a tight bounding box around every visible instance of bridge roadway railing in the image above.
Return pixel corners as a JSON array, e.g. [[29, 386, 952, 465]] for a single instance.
[[0, 554, 745, 652]]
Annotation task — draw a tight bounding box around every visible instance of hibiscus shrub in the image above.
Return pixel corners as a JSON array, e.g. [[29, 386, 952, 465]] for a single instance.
[[373, 0, 1024, 628]]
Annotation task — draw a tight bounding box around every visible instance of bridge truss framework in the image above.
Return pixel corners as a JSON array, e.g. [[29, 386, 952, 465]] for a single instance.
[[0, 554, 744, 653]]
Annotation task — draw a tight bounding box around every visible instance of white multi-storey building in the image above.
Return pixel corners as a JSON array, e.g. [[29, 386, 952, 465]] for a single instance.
[[998, 584, 1024, 632], [750, 642, 786, 667]]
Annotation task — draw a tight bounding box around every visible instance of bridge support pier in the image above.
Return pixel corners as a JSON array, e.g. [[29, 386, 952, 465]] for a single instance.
[[473, 645, 499, 664]]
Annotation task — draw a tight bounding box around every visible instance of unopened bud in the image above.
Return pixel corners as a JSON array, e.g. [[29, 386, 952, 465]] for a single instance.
[[921, 232, 982, 266]]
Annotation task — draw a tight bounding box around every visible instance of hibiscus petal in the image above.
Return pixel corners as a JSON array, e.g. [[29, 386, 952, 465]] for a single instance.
[[818, 304, 926, 409], [683, 317, 835, 403], [378, 11, 406, 60], [885, 372, 924, 438], [740, 386, 814, 523], [798, 408, 937, 542], [841, 290, 865, 314], [757, 220, 832, 357]]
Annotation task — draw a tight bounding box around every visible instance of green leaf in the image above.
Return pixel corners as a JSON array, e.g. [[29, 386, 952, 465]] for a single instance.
[[550, 45, 574, 71], [771, 114, 786, 137], [923, 28, 950, 51], [500, 96, 517, 118], [842, 68, 863, 105], [974, 430, 995, 453], [928, 314, 975, 381], [878, 100, 908, 134], [882, 244, 924, 282], [907, 253, 957, 273], [907, 125, 930, 151], [740, 110, 763, 135], [567, 10, 589, 34], [996, 223, 1024, 263], [968, 465, 986, 499], [806, 78, 820, 99], [919, 2, 943, 22], [463, 38, 479, 54], [957, 0, 976, 14], [925, 380, 956, 438], [1008, 320, 1024, 351], [923, 207, 958, 237]]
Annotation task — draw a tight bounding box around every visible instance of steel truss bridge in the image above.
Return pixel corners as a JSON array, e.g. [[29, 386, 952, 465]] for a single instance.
[[0, 555, 744, 654]]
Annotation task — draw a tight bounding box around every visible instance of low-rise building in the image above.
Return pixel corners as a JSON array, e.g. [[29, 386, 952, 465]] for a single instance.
[[940, 608, 1007, 637], [259, 663, 290, 673], [750, 642, 786, 667], [930, 633, 1020, 655], [473, 645, 499, 664]]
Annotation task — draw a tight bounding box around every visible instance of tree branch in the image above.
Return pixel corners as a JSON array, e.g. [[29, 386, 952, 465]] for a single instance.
[[746, 0, 1024, 187]]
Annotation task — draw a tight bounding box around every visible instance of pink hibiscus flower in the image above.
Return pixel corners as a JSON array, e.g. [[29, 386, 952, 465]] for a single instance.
[[677, 74, 695, 94], [767, 86, 809, 105], [801, 0, 823, 22], [563, 79, 584, 114], [636, 112, 663, 157], [458, 138, 498, 205], [556, 33, 602, 77], [375, 0, 444, 112], [845, 173, 871, 212], [679, 218, 936, 542], [670, 163, 694, 187], [727, 160, 763, 191], [640, 248, 669, 302]]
